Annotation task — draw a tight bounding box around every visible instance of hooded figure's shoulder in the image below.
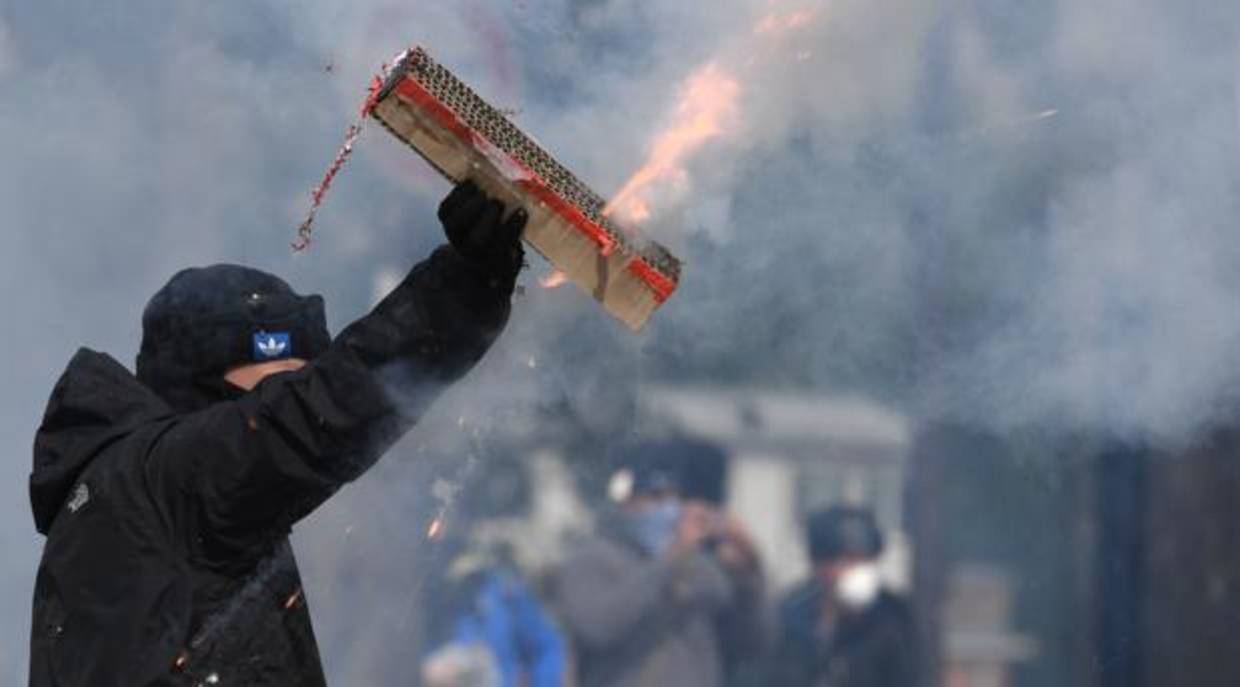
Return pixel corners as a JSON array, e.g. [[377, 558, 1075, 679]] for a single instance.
[[31, 348, 173, 535]]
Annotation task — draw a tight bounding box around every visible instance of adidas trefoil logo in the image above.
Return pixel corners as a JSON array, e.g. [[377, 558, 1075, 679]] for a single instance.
[[257, 337, 287, 357], [253, 331, 292, 360]]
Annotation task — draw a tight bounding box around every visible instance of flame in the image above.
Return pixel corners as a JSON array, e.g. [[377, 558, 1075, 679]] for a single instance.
[[621, 198, 652, 223], [540, 270, 569, 289], [598, 4, 824, 227], [604, 63, 741, 224]]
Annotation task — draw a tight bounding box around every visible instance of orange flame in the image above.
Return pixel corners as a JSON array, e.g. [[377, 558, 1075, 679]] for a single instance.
[[599, 4, 821, 227], [604, 63, 741, 225], [540, 270, 569, 289]]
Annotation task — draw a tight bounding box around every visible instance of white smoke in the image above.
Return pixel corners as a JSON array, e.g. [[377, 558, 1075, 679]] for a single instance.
[[0, 17, 16, 79], [3, 0, 1239, 682]]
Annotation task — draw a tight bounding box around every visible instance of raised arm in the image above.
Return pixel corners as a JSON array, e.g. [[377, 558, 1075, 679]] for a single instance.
[[147, 183, 527, 565]]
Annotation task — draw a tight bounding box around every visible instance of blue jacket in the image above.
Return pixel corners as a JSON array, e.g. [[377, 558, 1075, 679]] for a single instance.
[[443, 571, 566, 687]]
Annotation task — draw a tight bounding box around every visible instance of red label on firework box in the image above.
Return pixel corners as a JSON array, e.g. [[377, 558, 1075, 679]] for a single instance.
[[367, 47, 682, 331]]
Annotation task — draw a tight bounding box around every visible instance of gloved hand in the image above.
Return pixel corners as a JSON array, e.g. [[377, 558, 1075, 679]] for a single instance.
[[438, 179, 527, 284]]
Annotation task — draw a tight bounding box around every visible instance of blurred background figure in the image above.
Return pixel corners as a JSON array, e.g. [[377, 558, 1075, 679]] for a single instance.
[[767, 507, 914, 687], [552, 439, 767, 687], [422, 643, 502, 687], [421, 533, 567, 687]]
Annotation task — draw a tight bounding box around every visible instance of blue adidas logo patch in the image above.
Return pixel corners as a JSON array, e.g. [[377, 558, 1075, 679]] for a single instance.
[[253, 332, 292, 361]]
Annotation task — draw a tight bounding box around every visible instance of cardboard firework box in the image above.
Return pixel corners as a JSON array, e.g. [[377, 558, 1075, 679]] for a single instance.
[[366, 47, 682, 331]]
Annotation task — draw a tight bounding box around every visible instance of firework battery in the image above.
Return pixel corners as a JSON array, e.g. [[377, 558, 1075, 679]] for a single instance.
[[367, 47, 681, 331]]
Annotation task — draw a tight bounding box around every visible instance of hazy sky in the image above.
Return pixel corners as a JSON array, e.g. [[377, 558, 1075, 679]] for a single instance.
[[2, 0, 1238, 681]]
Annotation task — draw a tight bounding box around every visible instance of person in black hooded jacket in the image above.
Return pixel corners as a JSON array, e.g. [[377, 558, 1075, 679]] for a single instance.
[[762, 507, 915, 687], [28, 180, 527, 687]]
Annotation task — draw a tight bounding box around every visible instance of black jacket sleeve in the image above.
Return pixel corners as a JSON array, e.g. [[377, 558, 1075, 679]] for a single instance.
[[146, 246, 513, 567]]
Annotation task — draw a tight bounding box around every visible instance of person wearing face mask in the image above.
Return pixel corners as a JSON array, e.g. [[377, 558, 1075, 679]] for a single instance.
[[767, 507, 915, 687], [552, 440, 767, 687]]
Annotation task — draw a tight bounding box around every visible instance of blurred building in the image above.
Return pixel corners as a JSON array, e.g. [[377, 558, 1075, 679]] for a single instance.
[[910, 424, 1240, 687], [634, 385, 913, 592], [461, 385, 913, 588]]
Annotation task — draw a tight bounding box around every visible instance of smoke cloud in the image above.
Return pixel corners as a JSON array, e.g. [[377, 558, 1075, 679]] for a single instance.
[[2, 0, 1238, 681]]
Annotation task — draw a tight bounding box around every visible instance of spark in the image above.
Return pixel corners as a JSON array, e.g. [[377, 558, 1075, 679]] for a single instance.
[[540, 270, 569, 289], [976, 108, 1062, 136], [427, 516, 445, 540]]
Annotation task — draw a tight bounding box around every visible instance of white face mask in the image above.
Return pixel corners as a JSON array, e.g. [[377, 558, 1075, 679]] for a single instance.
[[835, 562, 882, 610]]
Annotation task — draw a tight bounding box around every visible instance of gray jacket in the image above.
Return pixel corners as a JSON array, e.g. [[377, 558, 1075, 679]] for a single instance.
[[554, 518, 768, 687]]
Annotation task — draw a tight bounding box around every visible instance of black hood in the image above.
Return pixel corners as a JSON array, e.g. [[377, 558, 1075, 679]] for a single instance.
[[31, 349, 172, 534], [136, 264, 331, 412]]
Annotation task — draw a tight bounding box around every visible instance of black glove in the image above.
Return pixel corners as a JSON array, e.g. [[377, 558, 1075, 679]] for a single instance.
[[438, 179, 527, 285]]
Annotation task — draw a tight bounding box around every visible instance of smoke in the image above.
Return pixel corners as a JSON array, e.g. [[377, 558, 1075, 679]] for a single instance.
[[644, 0, 1240, 442], [918, 1, 1240, 439], [0, 17, 15, 79], [2, 0, 1239, 682]]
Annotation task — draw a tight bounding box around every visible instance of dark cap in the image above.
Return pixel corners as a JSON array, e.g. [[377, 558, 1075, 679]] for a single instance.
[[609, 439, 682, 497], [807, 506, 884, 562], [667, 438, 728, 504], [609, 437, 729, 500], [136, 264, 330, 409]]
